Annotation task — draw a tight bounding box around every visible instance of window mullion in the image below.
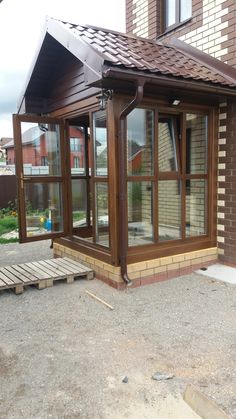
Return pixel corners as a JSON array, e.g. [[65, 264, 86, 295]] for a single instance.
[[176, 0, 180, 24]]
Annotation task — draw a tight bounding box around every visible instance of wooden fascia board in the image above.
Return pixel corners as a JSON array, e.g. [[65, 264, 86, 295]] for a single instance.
[[17, 17, 105, 113], [102, 65, 236, 98], [17, 21, 50, 113], [46, 17, 105, 86]]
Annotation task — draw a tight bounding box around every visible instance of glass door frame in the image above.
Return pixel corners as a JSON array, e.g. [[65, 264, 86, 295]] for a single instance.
[[13, 114, 70, 242]]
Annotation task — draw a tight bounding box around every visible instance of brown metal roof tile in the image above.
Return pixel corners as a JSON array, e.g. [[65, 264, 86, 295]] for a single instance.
[[59, 20, 236, 88]]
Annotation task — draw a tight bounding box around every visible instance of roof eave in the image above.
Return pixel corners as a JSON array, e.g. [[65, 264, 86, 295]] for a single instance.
[[102, 66, 236, 98], [168, 38, 236, 86]]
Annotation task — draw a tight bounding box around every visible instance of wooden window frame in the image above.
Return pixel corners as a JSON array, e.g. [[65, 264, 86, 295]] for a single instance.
[[68, 123, 92, 238], [13, 114, 70, 243], [126, 105, 216, 263]]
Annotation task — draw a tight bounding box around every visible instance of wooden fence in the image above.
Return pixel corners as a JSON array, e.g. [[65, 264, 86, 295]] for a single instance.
[[0, 175, 17, 209]]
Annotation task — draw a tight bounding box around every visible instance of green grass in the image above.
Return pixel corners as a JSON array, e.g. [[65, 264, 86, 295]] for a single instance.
[[0, 216, 18, 236], [73, 211, 86, 221], [0, 237, 18, 244]]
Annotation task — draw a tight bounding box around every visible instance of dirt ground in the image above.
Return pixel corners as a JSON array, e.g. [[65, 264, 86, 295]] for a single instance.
[[0, 260, 235, 419]]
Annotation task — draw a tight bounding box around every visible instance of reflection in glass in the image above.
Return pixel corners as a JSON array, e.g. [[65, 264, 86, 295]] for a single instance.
[[24, 183, 63, 237], [180, 0, 192, 21], [186, 114, 208, 174], [158, 180, 181, 241], [158, 117, 178, 172], [20, 122, 61, 176], [70, 127, 85, 175], [186, 180, 207, 237], [127, 109, 154, 176], [72, 179, 87, 228], [166, 0, 176, 26], [93, 111, 107, 176], [95, 183, 109, 247], [128, 182, 154, 246]]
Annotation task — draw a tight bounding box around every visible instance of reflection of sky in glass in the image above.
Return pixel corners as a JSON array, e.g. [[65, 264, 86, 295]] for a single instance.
[[95, 127, 107, 155], [21, 122, 37, 134], [127, 109, 145, 145]]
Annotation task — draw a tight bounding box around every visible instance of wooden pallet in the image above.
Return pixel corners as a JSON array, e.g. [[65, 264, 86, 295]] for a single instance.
[[0, 257, 94, 295]]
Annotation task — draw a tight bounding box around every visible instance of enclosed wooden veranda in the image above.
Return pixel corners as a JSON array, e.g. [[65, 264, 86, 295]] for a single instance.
[[13, 17, 236, 288]]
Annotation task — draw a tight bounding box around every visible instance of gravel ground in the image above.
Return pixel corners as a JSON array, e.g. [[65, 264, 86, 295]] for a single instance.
[[0, 242, 235, 418], [0, 240, 53, 266]]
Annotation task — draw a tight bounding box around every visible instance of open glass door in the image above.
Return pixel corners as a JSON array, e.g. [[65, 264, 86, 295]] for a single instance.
[[13, 114, 69, 242]]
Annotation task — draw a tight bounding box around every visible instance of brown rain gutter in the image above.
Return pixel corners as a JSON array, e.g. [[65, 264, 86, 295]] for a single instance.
[[118, 81, 145, 286]]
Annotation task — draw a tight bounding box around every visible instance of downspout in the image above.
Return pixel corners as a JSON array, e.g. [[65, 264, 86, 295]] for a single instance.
[[118, 81, 145, 285]]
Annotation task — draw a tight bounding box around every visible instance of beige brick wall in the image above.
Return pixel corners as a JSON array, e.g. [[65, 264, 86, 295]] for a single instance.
[[54, 242, 218, 288]]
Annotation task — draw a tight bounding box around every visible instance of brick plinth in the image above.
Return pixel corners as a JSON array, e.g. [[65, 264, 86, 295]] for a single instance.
[[53, 243, 218, 289]]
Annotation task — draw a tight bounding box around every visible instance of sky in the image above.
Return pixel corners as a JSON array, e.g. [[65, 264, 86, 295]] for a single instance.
[[0, 0, 125, 138]]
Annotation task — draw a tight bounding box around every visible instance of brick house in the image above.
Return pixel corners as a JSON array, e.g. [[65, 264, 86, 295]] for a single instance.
[[126, 0, 236, 268], [0, 137, 12, 161], [12, 9, 236, 288], [5, 126, 85, 170]]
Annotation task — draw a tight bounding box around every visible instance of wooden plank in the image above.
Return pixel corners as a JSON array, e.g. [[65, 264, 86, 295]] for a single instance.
[[63, 257, 92, 273], [48, 258, 79, 274], [29, 260, 65, 278], [5, 265, 37, 284], [43, 259, 75, 276], [59, 258, 94, 279], [21, 262, 48, 280], [61, 260, 87, 273], [62, 257, 90, 269], [0, 267, 23, 285], [0, 270, 18, 287], [0, 276, 9, 288], [48, 258, 86, 275]]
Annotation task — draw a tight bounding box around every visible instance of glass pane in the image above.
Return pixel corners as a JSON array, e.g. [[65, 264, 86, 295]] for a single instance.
[[158, 117, 178, 172], [70, 126, 85, 175], [186, 180, 207, 237], [20, 122, 61, 176], [127, 109, 154, 176], [186, 114, 208, 174], [158, 180, 181, 241], [166, 0, 176, 27], [128, 181, 154, 246], [180, 0, 191, 21], [93, 111, 107, 176], [95, 183, 109, 247], [24, 183, 63, 237], [72, 179, 87, 228]]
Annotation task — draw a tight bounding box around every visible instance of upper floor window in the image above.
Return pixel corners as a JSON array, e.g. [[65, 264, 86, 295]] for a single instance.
[[165, 0, 192, 30], [70, 137, 81, 152]]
